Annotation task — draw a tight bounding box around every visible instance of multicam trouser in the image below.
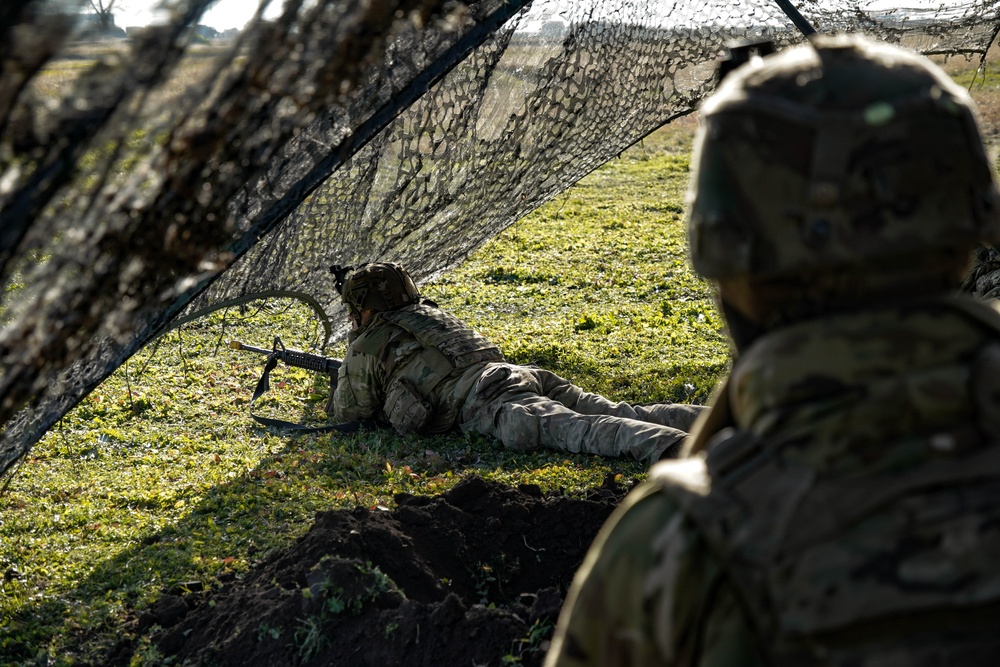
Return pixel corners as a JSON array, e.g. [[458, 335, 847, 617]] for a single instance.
[[459, 363, 706, 463]]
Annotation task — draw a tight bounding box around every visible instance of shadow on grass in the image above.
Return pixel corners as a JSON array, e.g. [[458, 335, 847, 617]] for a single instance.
[[1, 366, 651, 664]]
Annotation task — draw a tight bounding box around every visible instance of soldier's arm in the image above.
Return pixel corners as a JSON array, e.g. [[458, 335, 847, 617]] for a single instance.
[[330, 349, 385, 423]]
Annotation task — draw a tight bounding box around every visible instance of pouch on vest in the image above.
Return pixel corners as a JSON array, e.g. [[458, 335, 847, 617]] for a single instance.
[[385, 377, 432, 434]]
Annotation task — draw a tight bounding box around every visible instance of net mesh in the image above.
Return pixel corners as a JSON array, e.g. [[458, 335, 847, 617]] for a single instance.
[[2, 0, 999, 474]]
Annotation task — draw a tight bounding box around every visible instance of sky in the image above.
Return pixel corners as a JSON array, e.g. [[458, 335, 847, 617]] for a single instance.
[[110, 0, 961, 32], [114, 0, 282, 31]]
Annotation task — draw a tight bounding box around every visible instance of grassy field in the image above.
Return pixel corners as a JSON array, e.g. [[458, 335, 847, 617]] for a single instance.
[[3, 37, 1000, 666], [936, 46, 1000, 151], [0, 120, 727, 664]]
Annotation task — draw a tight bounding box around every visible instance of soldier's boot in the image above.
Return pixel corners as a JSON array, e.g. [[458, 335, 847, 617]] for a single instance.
[[493, 396, 687, 463]]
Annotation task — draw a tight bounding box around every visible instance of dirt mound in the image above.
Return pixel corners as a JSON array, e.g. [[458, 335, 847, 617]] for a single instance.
[[113, 475, 630, 667]]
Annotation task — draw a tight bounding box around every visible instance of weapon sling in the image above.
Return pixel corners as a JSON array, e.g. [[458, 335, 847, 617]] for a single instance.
[[236, 338, 371, 434]]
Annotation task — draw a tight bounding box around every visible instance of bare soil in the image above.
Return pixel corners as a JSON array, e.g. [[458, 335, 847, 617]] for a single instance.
[[107, 475, 631, 667]]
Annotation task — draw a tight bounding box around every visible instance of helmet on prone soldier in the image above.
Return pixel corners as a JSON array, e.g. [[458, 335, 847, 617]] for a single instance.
[[340, 262, 420, 318], [686, 34, 1000, 330]]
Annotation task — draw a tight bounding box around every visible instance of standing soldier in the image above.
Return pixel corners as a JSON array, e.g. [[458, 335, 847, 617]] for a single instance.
[[327, 262, 707, 463], [545, 35, 1000, 666]]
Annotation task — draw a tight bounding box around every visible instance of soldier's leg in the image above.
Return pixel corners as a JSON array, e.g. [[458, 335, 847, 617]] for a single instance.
[[491, 393, 686, 463], [532, 368, 708, 432], [628, 403, 707, 432]]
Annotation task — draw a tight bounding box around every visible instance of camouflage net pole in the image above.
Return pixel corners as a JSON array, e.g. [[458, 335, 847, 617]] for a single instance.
[[2, 0, 1000, 475]]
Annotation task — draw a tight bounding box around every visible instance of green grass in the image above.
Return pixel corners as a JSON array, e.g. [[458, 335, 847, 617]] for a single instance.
[[0, 132, 728, 665]]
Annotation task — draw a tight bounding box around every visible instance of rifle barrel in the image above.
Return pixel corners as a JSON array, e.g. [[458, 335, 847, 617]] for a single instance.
[[229, 340, 272, 356]]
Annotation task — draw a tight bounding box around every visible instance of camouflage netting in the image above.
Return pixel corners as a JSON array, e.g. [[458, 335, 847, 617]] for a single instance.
[[1, 0, 999, 475]]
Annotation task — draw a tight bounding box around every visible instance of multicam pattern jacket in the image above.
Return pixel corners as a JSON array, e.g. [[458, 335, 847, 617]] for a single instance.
[[546, 296, 1000, 667], [331, 302, 504, 434]]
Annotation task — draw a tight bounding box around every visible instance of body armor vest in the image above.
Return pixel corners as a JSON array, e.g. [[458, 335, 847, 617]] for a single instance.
[[652, 297, 1000, 665], [353, 303, 504, 433], [654, 440, 1000, 666]]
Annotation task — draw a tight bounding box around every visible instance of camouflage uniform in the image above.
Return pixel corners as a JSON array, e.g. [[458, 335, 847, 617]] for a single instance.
[[331, 264, 705, 463], [458, 361, 703, 461], [331, 301, 504, 434], [546, 36, 1000, 667]]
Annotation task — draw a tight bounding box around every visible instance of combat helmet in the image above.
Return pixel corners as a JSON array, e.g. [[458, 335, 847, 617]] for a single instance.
[[338, 262, 420, 318], [687, 35, 1000, 317]]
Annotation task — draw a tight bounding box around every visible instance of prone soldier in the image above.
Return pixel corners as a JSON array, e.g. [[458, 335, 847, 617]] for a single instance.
[[326, 262, 707, 463]]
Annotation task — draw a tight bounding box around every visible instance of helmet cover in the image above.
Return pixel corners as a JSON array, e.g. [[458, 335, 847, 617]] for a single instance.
[[687, 34, 1000, 281], [340, 262, 420, 317]]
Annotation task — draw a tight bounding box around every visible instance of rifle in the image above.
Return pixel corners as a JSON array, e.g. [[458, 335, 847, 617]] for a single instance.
[[231, 336, 366, 434], [229, 337, 341, 374]]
